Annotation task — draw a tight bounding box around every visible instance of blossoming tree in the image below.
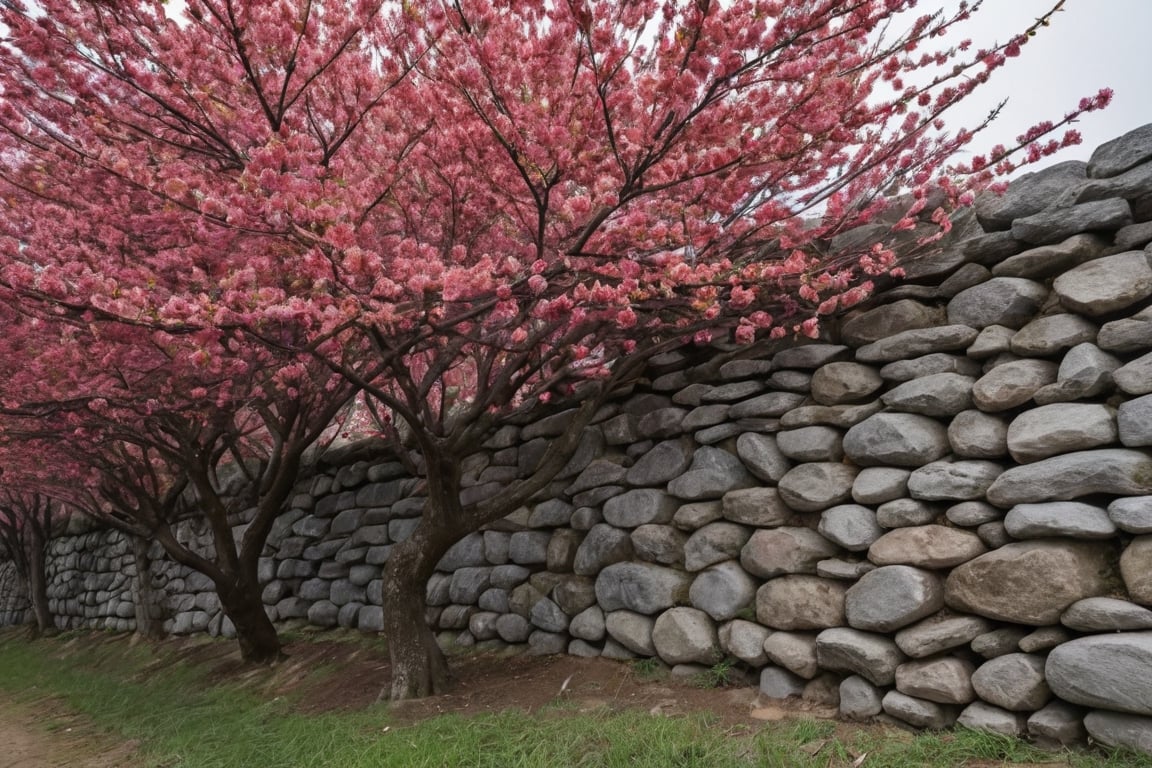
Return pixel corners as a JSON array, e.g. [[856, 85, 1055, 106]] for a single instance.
[[0, 0, 1108, 695]]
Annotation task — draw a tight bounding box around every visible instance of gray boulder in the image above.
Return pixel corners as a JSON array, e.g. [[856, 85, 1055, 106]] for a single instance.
[[1006, 403, 1117, 463], [845, 566, 944, 632], [688, 561, 757, 622], [775, 426, 844, 462], [667, 447, 755, 500], [595, 562, 692, 615], [569, 605, 605, 642], [947, 278, 1048, 329], [735, 433, 792, 482], [907, 460, 1003, 501], [572, 524, 633, 576], [947, 410, 1009, 458], [630, 525, 687, 567], [756, 576, 847, 630], [603, 489, 679, 529], [741, 527, 840, 578], [718, 619, 771, 666], [1004, 502, 1116, 539], [816, 627, 905, 686], [986, 449, 1152, 505], [971, 653, 1051, 711], [625, 440, 694, 487], [841, 300, 946, 346], [879, 353, 981, 383], [1100, 306, 1152, 353], [868, 525, 987, 569], [1047, 633, 1152, 716], [762, 631, 820, 678], [1009, 314, 1098, 356], [777, 463, 858, 512], [1119, 394, 1152, 447], [721, 488, 792, 527], [1109, 495, 1152, 533], [881, 373, 974, 417], [1011, 198, 1132, 245], [1122, 535, 1152, 604], [975, 161, 1087, 230], [1061, 597, 1152, 632], [652, 607, 721, 666], [1114, 351, 1152, 396], [810, 362, 884, 405], [993, 232, 1107, 279], [854, 325, 979, 364], [1088, 123, 1152, 178], [971, 359, 1058, 411], [844, 413, 951, 467], [604, 610, 656, 655], [1053, 250, 1152, 316], [1084, 711, 1152, 755], [945, 540, 1117, 624], [819, 505, 885, 552], [840, 675, 885, 720], [852, 467, 911, 505], [881, 691, 958, 730], [895, 614, 993, 658], [683, 522, 751, 572], [895, 657, 976, 705], [957, 703, 1027, 738]]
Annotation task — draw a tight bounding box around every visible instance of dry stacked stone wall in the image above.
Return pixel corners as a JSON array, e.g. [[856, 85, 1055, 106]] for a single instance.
[[3, 124, 1152, 754]]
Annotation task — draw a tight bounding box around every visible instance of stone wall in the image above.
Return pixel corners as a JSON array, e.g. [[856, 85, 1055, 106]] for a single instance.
[[3, 123, 1152, 754]]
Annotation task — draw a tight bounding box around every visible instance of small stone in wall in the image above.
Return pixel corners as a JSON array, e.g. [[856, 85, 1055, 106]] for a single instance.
[[734, 433, 792, 483], [946, 277, 1049, 330], [879, 353, 982, 383], [688, 561, 757, 622], [876, 499, 939, 528], [970, 653, 1051, 712], [894, 614, 993, 659], [845, 565, 944, 632], [986, 448, 1152, 506], [1047, 633, 1152, 717], [815, 627, 905, 686], [1084, 711, 1152, 755], [809, 362, 884, 405], [1121, 536, 1152, 605], [843, 412, 951, 467], [868, 525, 987, 569], [956, 702, 1027, 738], [777, 463, 858, 512], [1009, 314, 1098, 357], [880, 373, 975, 417], [852, 467, 911, 505], [1053, 250, 1152, 317], [1098, 305, 1152, 354], [971, 359, 1058, 412], [854, 325, 979, 364], [1114, 351, 1152, 396], [1011, 198, 1132, 246], [992, 232, 1107, 280], [840, 299, 946, 347], [818, 504, 885, 552], [894, 657, 976, 705], [756, 575, 847, 630], [881, 691, 958, 730], [718, 619, 771, 666], [1108, 496, 1152, 533], [1003, 502, 1116, 539], [907, 460, 1003, 501]]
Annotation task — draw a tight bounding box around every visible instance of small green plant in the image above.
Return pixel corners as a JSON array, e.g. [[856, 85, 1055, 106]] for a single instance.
[[631, 657, 665, 680], [694, 658, 737, 689]]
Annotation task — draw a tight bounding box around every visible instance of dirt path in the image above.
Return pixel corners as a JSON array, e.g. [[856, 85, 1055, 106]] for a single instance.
[[0, 698, 140, 768]]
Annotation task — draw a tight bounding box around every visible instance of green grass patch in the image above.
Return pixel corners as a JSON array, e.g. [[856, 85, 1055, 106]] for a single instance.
[[1, 630, 1151, 768]]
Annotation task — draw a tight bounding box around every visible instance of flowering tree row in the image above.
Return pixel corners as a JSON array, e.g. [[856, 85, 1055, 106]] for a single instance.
[[0, 0, 1107, 697]]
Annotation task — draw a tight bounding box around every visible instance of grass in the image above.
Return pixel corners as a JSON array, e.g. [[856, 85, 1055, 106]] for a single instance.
[[1, 629, 1151, 768]]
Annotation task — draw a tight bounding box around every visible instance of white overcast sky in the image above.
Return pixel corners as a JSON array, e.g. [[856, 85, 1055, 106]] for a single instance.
[[933, 0, 1152, 168]]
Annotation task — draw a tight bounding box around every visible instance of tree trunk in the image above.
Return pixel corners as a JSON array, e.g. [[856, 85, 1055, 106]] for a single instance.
[[381, 516, 465, 700], [217, 574, 283, 663], [130, 535, 166, 639], [25, 534, 53, 636]]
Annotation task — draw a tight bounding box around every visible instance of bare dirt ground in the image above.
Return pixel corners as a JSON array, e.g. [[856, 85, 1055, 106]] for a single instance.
[[0, 698, 140, 768]]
